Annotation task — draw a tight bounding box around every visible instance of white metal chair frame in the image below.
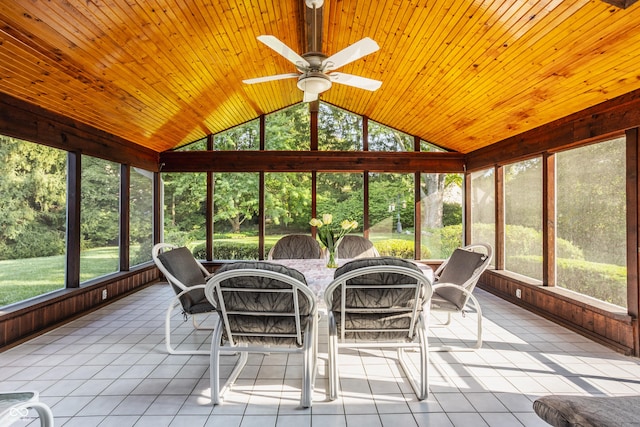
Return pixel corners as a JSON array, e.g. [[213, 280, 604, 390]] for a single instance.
[[430, 243, 493, 351], [0, 391, 54, 427], [204, 268, 318, 408], [324, 265, 433, 401], [152, 243, 215, 355]]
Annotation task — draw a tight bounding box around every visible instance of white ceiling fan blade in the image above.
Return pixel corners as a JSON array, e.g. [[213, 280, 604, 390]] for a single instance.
[[243, 73, 299, 84], [303, 91, 318, 102], [257, 35, 310, 68], [329, 72, 382, 91], [322, 37, 379, 71]]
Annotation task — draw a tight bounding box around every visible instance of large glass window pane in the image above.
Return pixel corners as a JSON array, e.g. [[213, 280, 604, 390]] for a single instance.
[[556, 137, 627, 307], [504, 158, 542, 280], [471, 168, 495, 267], [162, 172, 206, 257], [176, 137, 207, 151], [130, 167, 154, 266], [369, 173, 415, 258], [420, 173, 463, 259], [81, 156, 120, 282], [265, 173, 312, 254], [214, 120, 259, 150], [368, 121, 413, 151], [318, 103, 363, 150], [265, 104, 310, 150], [213, 173, 259, 259], [316, 172, 364, 233], [0, 136, 67, 306]]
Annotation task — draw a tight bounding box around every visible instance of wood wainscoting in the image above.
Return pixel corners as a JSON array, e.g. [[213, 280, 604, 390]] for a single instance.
[[0, 265, 161, 350], [479, 270, 636, 356]]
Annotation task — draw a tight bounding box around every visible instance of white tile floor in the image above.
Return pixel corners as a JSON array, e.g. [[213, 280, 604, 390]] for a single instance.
[[3, 283, 640, 427]]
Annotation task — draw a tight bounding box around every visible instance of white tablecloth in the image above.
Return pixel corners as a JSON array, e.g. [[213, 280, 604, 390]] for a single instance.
[[269, 258, 432, 299]]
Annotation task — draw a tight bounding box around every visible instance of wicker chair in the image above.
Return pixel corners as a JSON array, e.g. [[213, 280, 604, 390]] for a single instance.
[[268, 234, 323, 260]]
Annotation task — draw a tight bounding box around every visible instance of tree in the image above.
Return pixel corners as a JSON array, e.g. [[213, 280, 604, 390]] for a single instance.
[[0, 136, 66, 259]]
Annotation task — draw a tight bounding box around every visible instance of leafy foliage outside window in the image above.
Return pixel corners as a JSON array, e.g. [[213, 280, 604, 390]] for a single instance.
[[369, 121, 414, 151]]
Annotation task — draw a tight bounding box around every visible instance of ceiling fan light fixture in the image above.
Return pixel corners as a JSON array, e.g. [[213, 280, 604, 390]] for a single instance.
[[297, 73, 332, 94], [305, 0, 324, 8]]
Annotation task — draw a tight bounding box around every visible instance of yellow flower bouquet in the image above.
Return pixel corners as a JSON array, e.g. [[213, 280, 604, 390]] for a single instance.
[[309, 214, 358, 268]]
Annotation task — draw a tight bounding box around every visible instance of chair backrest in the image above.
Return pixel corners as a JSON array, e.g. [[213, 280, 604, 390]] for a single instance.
[[152, 243, 210, 309], [268, 234, 323, 260], [325, 257, 433, 341], [205, 261, 316, 347], [433, 243, 493, 309], [336, 235, 380, 259]]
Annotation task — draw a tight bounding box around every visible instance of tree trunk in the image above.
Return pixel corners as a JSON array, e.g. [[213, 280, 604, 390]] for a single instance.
[[420, 174, 445, 229]]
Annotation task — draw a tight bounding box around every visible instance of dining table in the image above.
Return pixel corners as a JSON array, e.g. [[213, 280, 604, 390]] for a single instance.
[[268, 258, 433, 300]]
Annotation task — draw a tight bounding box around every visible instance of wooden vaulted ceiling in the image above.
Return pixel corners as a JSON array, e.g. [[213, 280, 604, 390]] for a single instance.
[[1, 0, 640, 155]]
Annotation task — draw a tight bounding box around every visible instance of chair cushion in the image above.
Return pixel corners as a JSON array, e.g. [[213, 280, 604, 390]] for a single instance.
[[533, 395, 640, 427], [434, 248, 486, 310], [213, 261, 312, 346], [157, 247, 212, 313], [336, 235, 379, 259], [270, 234, 322, 259], [331, 257, 426, 341]]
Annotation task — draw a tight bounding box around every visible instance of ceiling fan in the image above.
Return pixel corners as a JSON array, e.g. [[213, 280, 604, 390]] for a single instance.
[[242, 0, 382, 102]]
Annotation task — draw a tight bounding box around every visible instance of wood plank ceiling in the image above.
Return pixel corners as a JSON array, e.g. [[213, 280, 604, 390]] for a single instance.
[[1, 0, 640, 154]]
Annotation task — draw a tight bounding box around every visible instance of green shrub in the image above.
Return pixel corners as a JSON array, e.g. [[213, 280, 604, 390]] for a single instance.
[[375, 239, 420, 258], [193, 241, 274, 260], [507, 255, 626, 307]]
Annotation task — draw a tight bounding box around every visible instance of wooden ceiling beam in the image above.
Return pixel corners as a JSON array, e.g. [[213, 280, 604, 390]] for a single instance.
[[304, 0, 324, 53]]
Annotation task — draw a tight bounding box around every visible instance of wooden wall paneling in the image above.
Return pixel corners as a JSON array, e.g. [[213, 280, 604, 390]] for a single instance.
[[543, 153, 556, 286], [479, 271, 635, 355], [625, 127, 640, 355], [66, 151, 81, 289], [0, 266, 160, 349]]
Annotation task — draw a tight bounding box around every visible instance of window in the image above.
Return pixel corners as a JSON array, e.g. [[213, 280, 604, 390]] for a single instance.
[[368, 121, 414, 151], [80, 156, 120, 281], [176, 137, 207, 151], [420, 173, 463, 259], [369, 173, 415, 258], [213, 172, 260, 259], [162, 172, 207, 256], [316, 172, 364, 231], [0, 136, 67, 306], [318, 103, 363, 150], [130, 167, 154, 266], [214, 120, 260, 150], [556, 137, 627, 307], [265, 104, 310, 150], [470, 168, 495, 267], [504, 158, 543, 280], [265, 173, 312, 254]]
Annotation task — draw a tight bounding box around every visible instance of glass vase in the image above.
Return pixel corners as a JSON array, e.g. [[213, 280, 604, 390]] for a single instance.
[[326, 248, 338, 268]]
